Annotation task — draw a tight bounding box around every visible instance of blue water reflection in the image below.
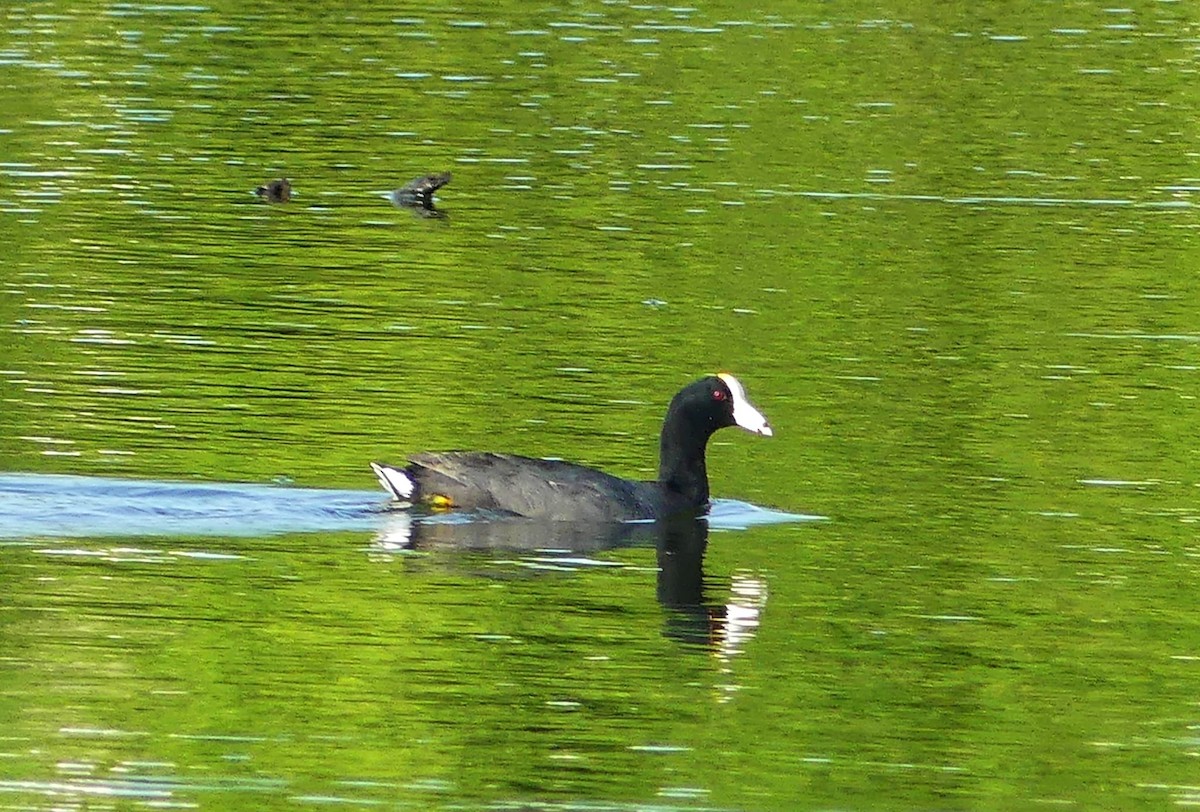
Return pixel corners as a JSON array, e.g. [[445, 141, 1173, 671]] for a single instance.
[[0, 472, 819, 539]]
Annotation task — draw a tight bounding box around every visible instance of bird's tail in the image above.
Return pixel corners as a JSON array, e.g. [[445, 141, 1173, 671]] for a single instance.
[[370, 462, 415, 501]]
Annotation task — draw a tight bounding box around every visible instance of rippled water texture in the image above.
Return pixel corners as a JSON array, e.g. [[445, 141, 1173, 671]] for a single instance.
[[2, 0, 1200, 809], [0, 472, 815, 538]]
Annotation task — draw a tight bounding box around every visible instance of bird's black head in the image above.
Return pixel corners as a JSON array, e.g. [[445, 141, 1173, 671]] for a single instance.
[[671, 373, 773, 437]]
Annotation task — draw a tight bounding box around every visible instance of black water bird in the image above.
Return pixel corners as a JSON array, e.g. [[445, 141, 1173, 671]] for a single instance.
[[389, 172, 451, 216], [255, 178, 291, 203], [370, 373, 772, 522]]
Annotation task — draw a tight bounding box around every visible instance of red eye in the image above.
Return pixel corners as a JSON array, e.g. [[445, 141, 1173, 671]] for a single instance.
[[712, 389, 726, 401]]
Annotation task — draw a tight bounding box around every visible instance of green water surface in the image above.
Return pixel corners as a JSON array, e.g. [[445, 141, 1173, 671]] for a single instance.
[[2, 0, 1199, 809]]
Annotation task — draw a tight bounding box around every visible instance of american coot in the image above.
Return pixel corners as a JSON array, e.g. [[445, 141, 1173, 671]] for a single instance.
[[370, 373, 773, 522], [389, 172, 451, 215], [255, 178, 291, 203]]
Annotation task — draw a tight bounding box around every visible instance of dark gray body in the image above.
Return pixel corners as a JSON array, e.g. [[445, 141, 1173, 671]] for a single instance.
[[390, 172, 451, 212], [255, 178, 291, 202], [405, 451, 693, 522], [373, 375, 771, 523]]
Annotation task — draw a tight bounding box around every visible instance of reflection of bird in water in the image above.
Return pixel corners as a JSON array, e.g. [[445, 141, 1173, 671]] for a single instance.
[[370, 512, 766, 663], [656, 516, 725, 648], [371, 511, 650, 553], [254, 178, 291, 203], [654, 518, 767, 673], [389, 172, 451, 217]]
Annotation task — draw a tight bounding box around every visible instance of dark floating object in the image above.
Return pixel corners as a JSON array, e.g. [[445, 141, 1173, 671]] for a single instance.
[[255, 177, 291, 203], [370, 373, 773, 522], [389, 172, 451, 216]]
